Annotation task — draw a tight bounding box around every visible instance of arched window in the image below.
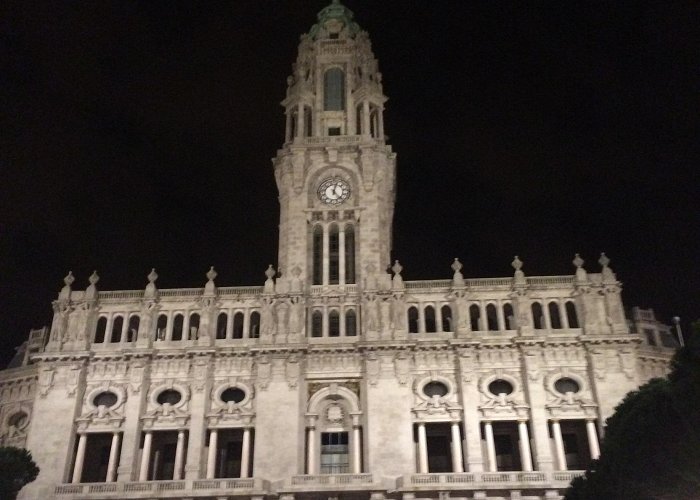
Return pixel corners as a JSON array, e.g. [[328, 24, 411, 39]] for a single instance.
[[329, 224, 340, 285], [329, 310, 340, 337], [345, 310, 357, 336], [111, 316, 123, 343], [172, 314, 184, 341], [313, 225, 323, 285], [345, 224, 355, 284], [127, 315, 140, 342], [233, 312, 244, 339], [425, 306, 436, 333], [503, 303, 515, 330], [531, 303, 544, 329], [407, 307, 419, 333], [441, 305, 453, 332], [370, 107, 378, 138], [189, 313, 200, 340], [156, 314, 168, 340], [94, 317, 107, 343], [304, 106, 312, 137], [324, 68, 345, 111], [486, 304, 498, 331], [549, 302, 562, 329], [249, 311, 261, 338], [312, 311, 323, 337], [566, 301, 579, 328], [470, 304, 481, 331], [216, 313, 228, 340]]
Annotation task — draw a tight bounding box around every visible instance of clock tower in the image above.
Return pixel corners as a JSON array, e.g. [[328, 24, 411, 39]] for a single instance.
[[273, 0, 396, 290]]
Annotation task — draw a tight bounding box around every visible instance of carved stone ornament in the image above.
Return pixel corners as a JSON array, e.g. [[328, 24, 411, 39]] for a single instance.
[[255, 355, 272, 391]]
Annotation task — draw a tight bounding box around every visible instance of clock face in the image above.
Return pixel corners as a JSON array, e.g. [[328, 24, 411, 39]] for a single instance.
[[318, 177, 351, 205]]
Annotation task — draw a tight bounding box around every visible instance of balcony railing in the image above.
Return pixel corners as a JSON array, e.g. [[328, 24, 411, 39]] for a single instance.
[[287, 473, 376, 490], [397, 471, 585, 490], [55, 478, 268, 497]]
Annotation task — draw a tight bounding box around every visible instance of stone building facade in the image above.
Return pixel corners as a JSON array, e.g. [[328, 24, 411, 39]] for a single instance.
[[0, 2, 677, 499]]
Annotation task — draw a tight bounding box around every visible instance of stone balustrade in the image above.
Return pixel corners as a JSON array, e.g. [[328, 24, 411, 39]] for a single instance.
[[396, 471, 584, 490], [55, 477, 268, 498]]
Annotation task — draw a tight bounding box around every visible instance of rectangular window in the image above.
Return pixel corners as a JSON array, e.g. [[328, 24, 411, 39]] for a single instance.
[[328, 127, 341, 136], [321, 432, 349, 474]]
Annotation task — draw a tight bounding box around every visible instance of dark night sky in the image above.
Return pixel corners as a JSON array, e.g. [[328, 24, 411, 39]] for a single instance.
[[1, 1, 698, 367]]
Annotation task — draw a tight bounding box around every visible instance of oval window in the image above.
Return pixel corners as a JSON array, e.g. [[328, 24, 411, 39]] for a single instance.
[[488, 379, 514, 396], [93, 391, 118, 408], [554, 377, 580, 394], [423, 381, 448, 398], [8, 411, 28, 428], [221, 387, 246, 404], [157, 389, 182, 405]]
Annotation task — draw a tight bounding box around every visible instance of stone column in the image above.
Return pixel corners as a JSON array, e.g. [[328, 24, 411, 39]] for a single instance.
[[484, 422, 497, 472], [436, 307, 444, 333], [307, 425, 317, 474], [362, 101, 370, 136], [339, 228, 346, 286], [226, 310, 234, 339], [72, 433, 87, 483], [296, 102, 304, 139], [106, 432, 121, 482], [560, 300, 570, 329], [551, 420, 567, 471], [241, 427, 252, 478], [586, 419, 600, 460], [185, 356, 210, 479], [518, 420, 533, 472], [139, 431, 152, 481], [479, 303, 487, 331], [206, 429, 218, 479], [378, 108, 385, 139], [352, 422, 362, 473], [173, 430, 186, 480], [450, 421, 464, 473], [417, 423, 428, 473], [496, 303, 506, 331], [418, 307, 426, 334]]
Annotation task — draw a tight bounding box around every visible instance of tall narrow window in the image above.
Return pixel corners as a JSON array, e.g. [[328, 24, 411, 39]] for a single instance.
[[304, 106, 312, 137], [157, 314, 168, 341], [217, 313, 228, 340], [408, 307, 419, 333], [321, 432, 349, 474], [549, 302, 562, 329], [531, 303, 544, 329], [313, 226, 323, 285], [329, 224, 339, 285], [233, 312, 244, 339], [249, 312, 261, 338], [111, 316, 123, 343], [441, 305, 452, 332], [189, 313, 200, 340], [312, 311, 323, 337], [172, 314, 184, 341], [345, 225, 355, 284], [128, 315, 140, 342], [470, 304, 481, 331], [345, 310, 357, 336], [329, 310, 340, 337], [324, 68, 345, 111], [503, 303, 515, 330], [486, 304, 498, 331], [425, 306, 436, 333], [565, 301, 579, 328], [95, 317, 107, 344], [356, 105, 362, 134]]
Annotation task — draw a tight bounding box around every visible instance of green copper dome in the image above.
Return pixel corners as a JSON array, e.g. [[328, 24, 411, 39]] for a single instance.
[[309, 0, 361, 39]]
